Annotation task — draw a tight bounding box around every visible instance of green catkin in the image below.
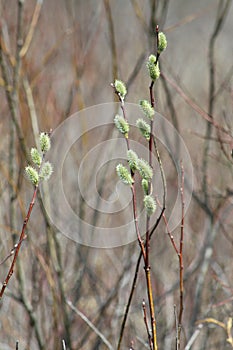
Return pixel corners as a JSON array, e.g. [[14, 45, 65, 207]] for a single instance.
[[116, 164, 134, 185], [146, 54, 160, 81], [127, 150, 139, 173], [114, 115, 129, 138], [144, 195, 156, 216]]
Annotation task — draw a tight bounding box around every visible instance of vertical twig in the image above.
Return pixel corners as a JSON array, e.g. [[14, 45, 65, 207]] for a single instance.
[[112, 85, 147, 262], [193, 0, 231, 330], [104, 0, 118, 88], [8, 0, 24, 242], [0, 24, 29, 162], [142, 299, 153, 350], [116, 25, 168, 350], [62, 339, 67, 350], [117, 209, 165, 350], [202, 0, 231, 205], [177, 163, 185, 348], [156, 162, 185, 348], [0, 185, 38, 298], [0, 129, 51, 299], [20, 0, 43, 58], [143, 24, 161, 350], [174, 305, 179, 350]]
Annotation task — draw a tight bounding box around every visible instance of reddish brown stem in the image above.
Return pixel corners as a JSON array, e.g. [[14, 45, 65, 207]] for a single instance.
[[0, 185, 38, 299], [112, 85, 146, 262], [177, 164, 185, 347], [0, 236, 27, 266], [131, 185, 146, 262], [155, 25, 160, 64]]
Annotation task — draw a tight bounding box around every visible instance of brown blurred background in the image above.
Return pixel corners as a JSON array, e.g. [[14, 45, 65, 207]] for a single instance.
[[0, 1, 233, 349]]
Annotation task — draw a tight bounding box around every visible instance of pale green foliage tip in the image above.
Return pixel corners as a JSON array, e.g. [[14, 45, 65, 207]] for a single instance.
[[147, 54, 160, 81], [127, 150, 138, 173], [114, 114, 129, 137], [137, 158, 153, 180], [25, 166, 39, 186], [136, 118, 151, 141], [143, 195, 156, 216], [31, 148, 42, 167], [139, 100, 155, 120], [116, 164, 134, 185], [39, 132, 51, 153], [114, 79, 127, 99], [158, 32, 167, 53]]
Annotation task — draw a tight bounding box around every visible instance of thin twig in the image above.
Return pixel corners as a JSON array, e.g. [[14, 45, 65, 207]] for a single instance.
[[161, 72, 230, 137], [62, 339, 67, 350], [104, 0, 118, 84], [112, 83, 147, 262], [66, 300, 114, 350], [23, 77, 40, 149], [143, 25, 161, 350], [0, 28, 29, 162], [0, 235, 27, 266], [20, 0, 43, 58], [0, 186, 38, 299], [0, 129, 51, 299], [184, 324, 203, 350], [117, 208, 165, 350], [177, 163, 185, 348], [142, 300, 153, 350], [174, 305, 179, 350]]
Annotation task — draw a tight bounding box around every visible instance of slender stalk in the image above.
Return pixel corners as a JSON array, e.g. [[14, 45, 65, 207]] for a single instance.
[[104, 0, 118, 83], [0, 185, 38, 299], [117, 208, 165, 350], [0, 22, 29, 163], [9, 0, 24, 244], [142, 299, 153, 349], [66, 300, 114, 350], [117, 250, 142, 350], [112, 86, 146, 261], [143, 27, 160, 349], [202, 0, 231, 205], [117, 26, 167, 350], [62, 340, 67, 350], [145, 267, 157, 350], [20, 0, 43, 58], [145, 82, 158, 349], [177, 164, 185, 348]]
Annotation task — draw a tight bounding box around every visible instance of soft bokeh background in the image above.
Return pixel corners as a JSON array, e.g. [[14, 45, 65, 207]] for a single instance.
[[0, 1, 233, 349]]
